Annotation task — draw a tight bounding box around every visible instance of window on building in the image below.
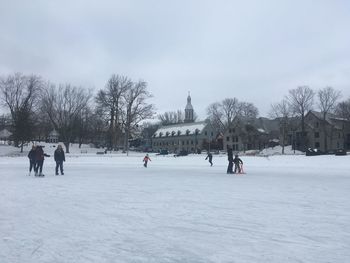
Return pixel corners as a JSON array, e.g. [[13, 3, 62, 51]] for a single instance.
[[316, 122, 319, 128], [229, 129, 232, 133], [232, 128, 235, 133], [191, 140, 193, 145], [226, 137, 230, 141], [315, 142, 320, 148], [314, 132, 319, 138]]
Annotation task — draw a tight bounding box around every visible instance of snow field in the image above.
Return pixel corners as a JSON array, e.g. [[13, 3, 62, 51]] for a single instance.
[[1, 153, 350, 262]]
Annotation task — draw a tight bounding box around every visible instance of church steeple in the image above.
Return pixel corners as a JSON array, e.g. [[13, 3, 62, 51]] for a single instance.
[[184, 92, 194, 123]]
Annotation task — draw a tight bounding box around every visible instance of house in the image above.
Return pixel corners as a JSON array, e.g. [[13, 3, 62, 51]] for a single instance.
[[223, 117, 280, 152], [47, 129, 59, 143], [152, 94, 220, 153], [152, 121, 219, 153], [289, 111, 350, 152]]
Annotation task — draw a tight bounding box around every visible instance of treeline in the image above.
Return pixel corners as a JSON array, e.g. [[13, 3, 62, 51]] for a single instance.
[[1, 71, 350, 153], [0, 73, 155, 153]]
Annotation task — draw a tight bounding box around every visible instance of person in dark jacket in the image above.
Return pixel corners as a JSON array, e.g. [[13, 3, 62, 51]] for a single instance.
[[233, 154, 243, 174], [54, 144, 65, 175], [205, 152, 213, 166], [27, 145, 36, 176], [227, 147, 234, 174], [34, 146, 50, 176]]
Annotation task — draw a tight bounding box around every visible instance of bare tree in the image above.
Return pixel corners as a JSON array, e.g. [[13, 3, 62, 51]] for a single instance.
[[206, 102, 225, 132], [206, 98, 258, 133], [0, 73, 42, 151], [158, 110, 184, 125], [286, 86, 315, 151], [206, 98, 240, 132], [270, 100, 291, 154], [237, 101, 259, 119], [122, 80, 155, 154], [41, 84, 92, 153], [317, 87, 342, 151], [95, 75, 131, 149], [336, 98, 350, 121]]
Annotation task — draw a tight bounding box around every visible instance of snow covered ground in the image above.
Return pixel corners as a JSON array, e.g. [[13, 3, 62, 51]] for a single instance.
[[1, 145, 350, 262]]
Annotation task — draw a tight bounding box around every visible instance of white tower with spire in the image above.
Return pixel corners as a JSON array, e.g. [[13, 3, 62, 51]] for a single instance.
[[184, 92, 194, 123]]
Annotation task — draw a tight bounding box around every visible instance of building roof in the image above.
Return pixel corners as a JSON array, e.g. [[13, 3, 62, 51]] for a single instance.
[[307, 111, 346, 130], [49, 129, 59, 136], [153, 121, 208, 137], [232, 117, 280, 133]]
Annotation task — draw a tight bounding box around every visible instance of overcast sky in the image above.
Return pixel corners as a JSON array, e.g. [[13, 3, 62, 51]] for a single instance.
[[1, 0, 350, 119]]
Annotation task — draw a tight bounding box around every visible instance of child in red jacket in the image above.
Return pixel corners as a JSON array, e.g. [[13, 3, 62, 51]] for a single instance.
[[143, 154, 151, 167]]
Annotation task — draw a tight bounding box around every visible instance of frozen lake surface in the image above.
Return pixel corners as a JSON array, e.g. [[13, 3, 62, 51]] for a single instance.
[[1, 149, 349, 262]]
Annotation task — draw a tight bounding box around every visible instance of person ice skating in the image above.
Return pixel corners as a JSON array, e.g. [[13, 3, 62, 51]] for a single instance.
[[205, 152, 213, 166], [27, 145, 36, 176], [233, 154, 243, 174], [143, 154, 151, 167], [227, 147, 234, 174], [54, 144, 65, 175], [34, 146, 50, 176]]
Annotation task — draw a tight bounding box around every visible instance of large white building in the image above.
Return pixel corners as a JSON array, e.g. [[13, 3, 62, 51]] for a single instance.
[[152, 94, 218, 153]]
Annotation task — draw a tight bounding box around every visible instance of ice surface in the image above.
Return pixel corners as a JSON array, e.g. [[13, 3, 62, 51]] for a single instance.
[[0, 145, 349, 262]]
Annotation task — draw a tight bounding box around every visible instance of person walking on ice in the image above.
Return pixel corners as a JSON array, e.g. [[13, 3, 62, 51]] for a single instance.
[[27, 145, 36, 176], [205, 151, 213, 166], [233, 154, 244, 174], [34, 146, 50, 176], [54, 144, 65, 175], [143, 154, 151, 167]]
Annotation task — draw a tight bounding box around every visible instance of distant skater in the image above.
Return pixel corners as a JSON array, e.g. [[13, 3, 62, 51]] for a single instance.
[[27, 145, 36, 176], [34, 146, 50, 176], [227, 147, 234, 174], [54, 144, 65, 175], [205, 152, 213, 166], [233, 154, 243, 174], [143, 154, 151, 168]]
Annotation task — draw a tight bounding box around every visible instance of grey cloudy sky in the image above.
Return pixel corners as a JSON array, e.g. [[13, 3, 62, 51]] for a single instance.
[[1, 0, 350, 119]]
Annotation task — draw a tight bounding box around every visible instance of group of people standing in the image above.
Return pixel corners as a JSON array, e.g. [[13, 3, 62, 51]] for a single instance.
[[206, 149, 244, 174], [227, 148, 243, 174], [27, 144, 65, 176]]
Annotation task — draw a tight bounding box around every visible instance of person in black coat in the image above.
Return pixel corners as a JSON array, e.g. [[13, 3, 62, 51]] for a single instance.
[[233, 154, 243, 174], [205, 152, 213, 166], [227, 147, 234, 174], [34, 146, 50, 176], [27, 145, 36, 176], [54, 144, 65, 175]]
